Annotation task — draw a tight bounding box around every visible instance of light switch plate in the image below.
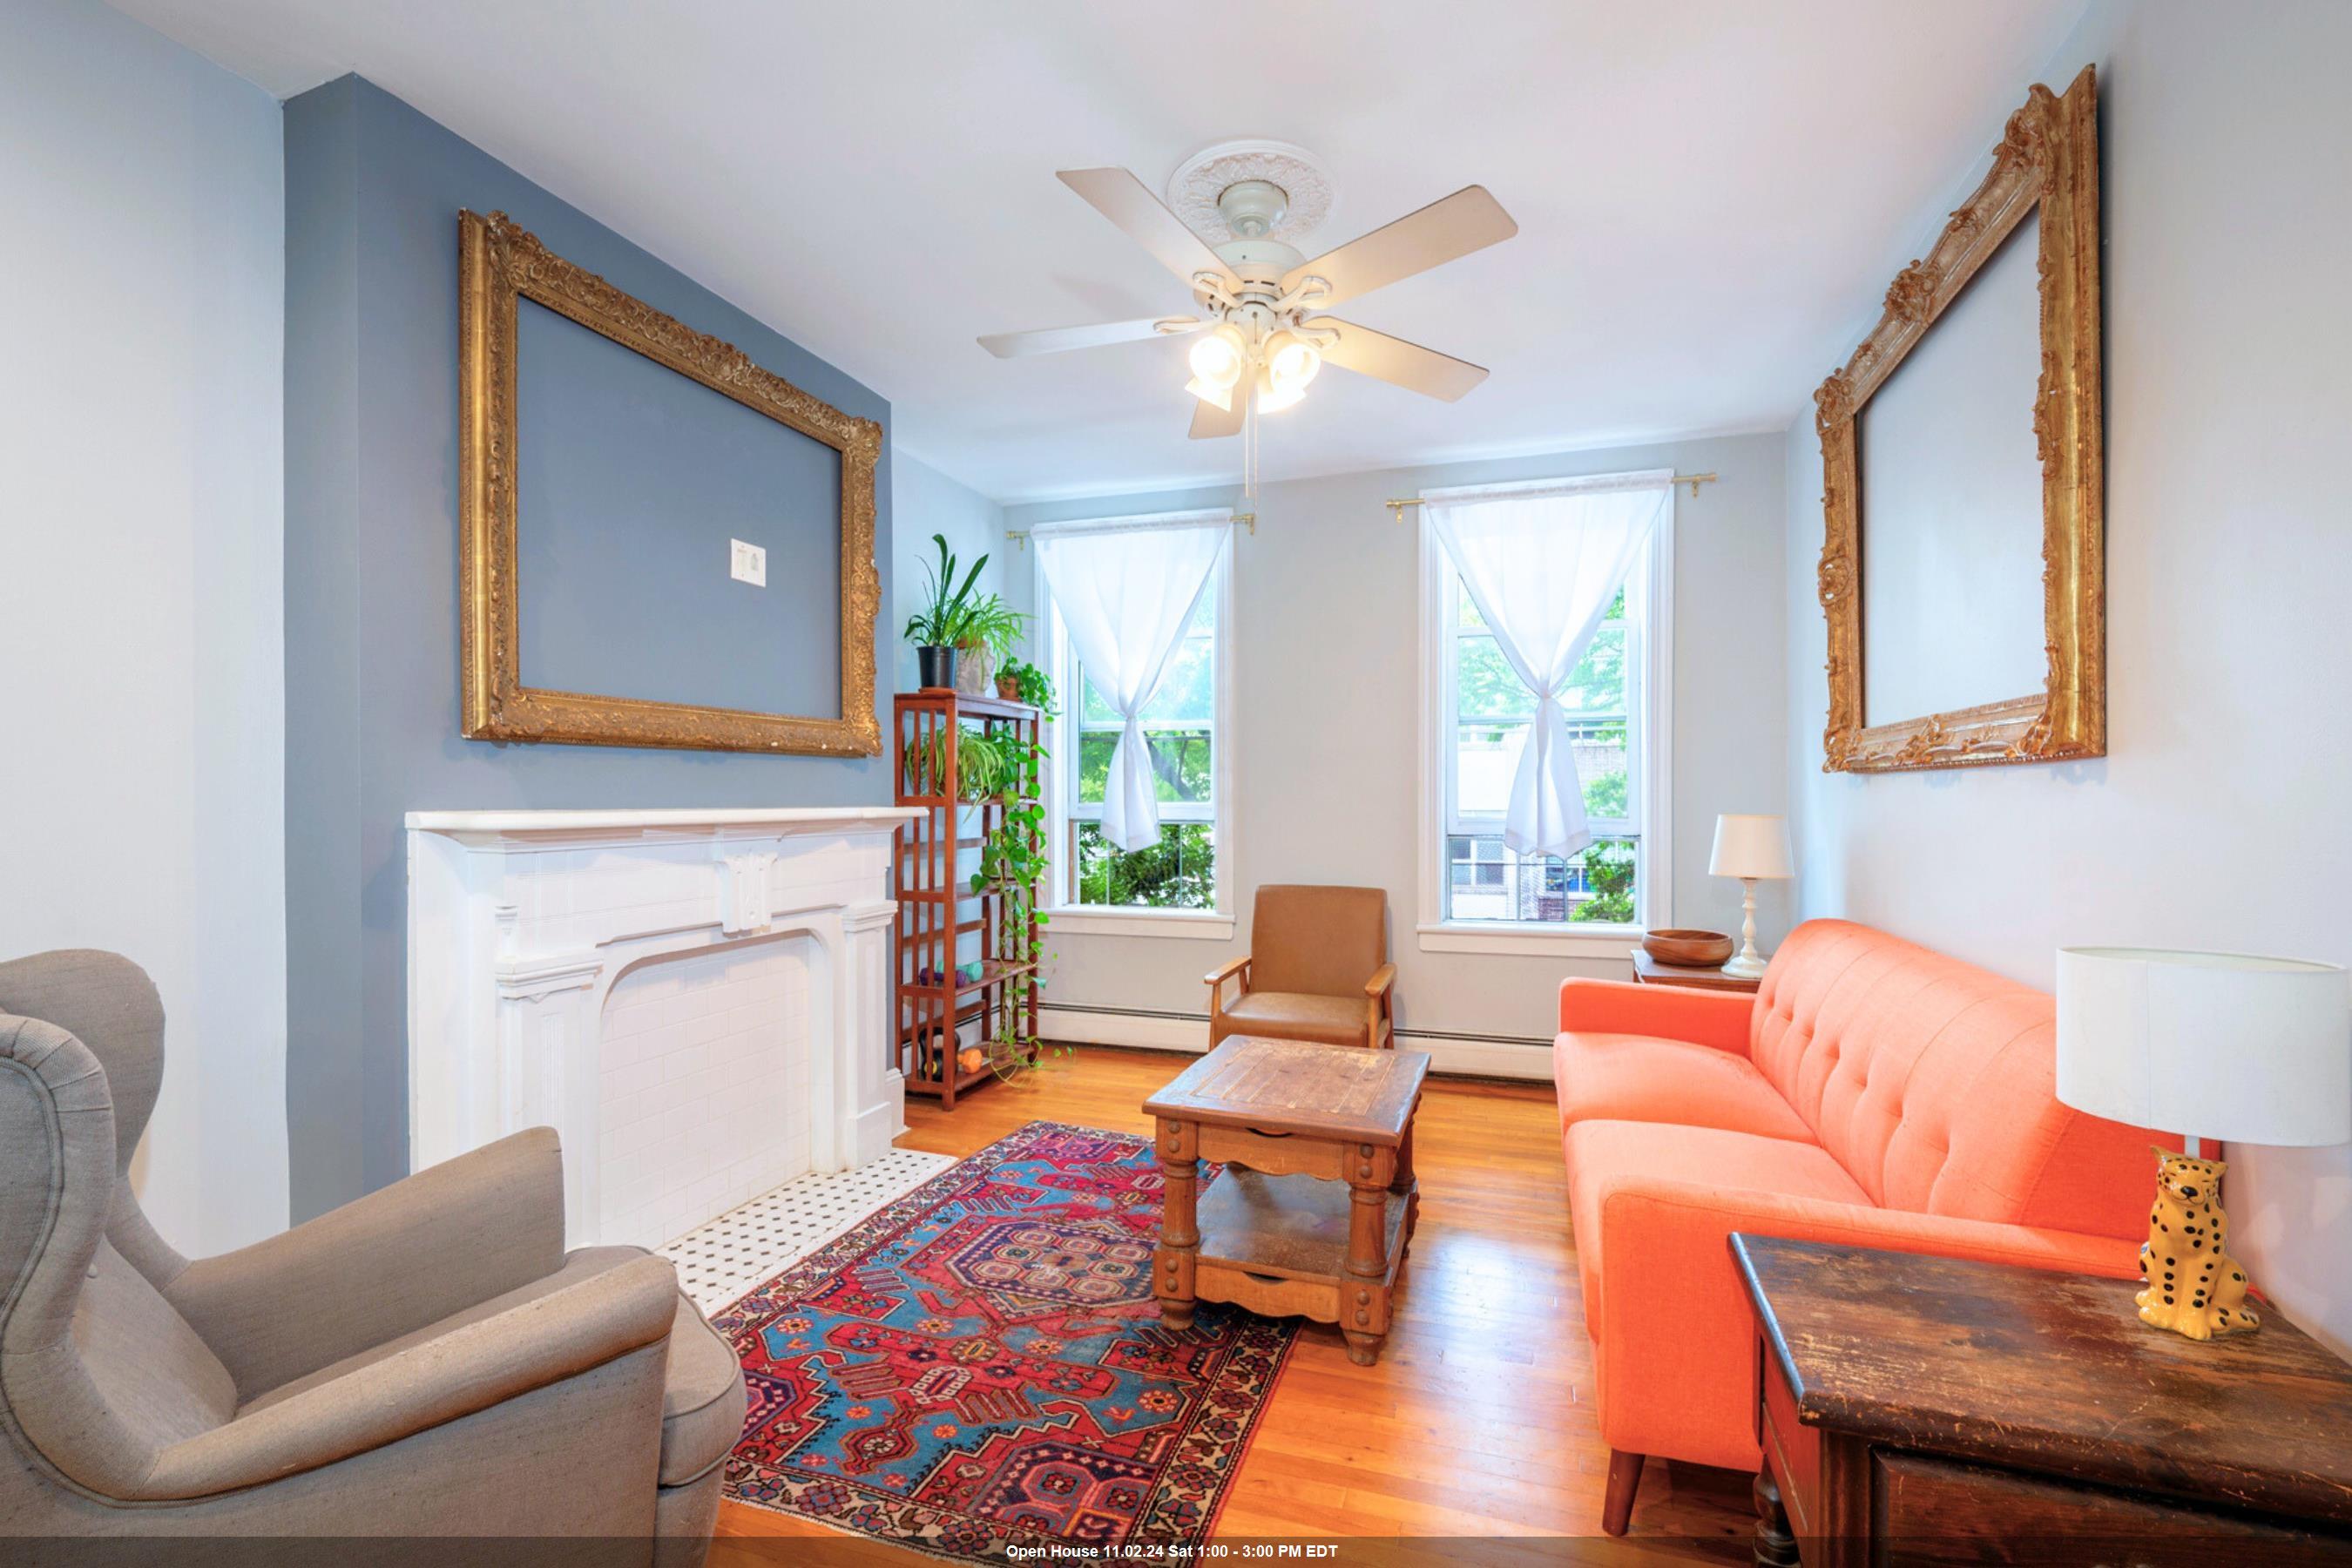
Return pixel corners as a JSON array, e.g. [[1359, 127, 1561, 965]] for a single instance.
[[730, 538, 767, 586]]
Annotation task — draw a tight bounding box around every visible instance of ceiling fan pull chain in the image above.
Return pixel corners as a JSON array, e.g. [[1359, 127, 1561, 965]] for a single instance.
[[1245, 390, 1259, 500]]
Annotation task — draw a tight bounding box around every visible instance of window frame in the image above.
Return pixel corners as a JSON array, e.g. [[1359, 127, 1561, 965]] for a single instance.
[[1414, 476, 1674, 956], [1036, 509, 1237, 940]]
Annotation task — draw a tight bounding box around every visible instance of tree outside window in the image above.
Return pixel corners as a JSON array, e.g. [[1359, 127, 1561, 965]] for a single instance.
[[1066, 593, 1217, 908]]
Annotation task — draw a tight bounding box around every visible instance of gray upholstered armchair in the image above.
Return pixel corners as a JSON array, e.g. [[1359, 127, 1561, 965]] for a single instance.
[[0, 950, 745, 1558]]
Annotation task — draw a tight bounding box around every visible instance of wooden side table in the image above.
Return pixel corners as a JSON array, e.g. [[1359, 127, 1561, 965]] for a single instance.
[[1630, 949, 1762, 993], [1144, 1036, 1429, 1366], [1731, 1233, 2352, 1565]]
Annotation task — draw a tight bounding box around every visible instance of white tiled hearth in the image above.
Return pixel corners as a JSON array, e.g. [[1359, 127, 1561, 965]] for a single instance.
[[405, 806, 923, 1247], [658, 1147, 955, 1314]]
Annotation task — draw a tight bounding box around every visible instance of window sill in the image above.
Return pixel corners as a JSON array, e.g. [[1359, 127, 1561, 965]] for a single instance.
[[1046, 907, 1235, 941], [1416, 921, 1644, 958]]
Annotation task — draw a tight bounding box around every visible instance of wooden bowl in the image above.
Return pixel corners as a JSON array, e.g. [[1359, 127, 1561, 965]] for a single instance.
[[1643, 929, 1735, 967]]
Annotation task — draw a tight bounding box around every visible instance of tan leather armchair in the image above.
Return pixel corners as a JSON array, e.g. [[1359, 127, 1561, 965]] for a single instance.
[[1205, 885, 1396, 1050], [0, 950, 745, 1559]]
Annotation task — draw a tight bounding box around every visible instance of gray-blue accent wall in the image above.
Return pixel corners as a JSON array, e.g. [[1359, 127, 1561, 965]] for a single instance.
[[282, 76, 893, 1222]]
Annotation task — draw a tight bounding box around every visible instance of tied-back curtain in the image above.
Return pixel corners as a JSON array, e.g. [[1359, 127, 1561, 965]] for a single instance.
[[1036, 517, 1228, 853], [1427, 474, 1668, 863]]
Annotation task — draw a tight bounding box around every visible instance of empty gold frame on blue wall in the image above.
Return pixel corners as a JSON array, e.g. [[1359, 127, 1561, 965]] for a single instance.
[[457, 209, 883, 754], [1815, 68, 2105, 774]]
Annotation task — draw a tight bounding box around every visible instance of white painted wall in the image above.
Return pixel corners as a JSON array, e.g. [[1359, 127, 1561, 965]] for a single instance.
[[1786, 0, 2352, 1356], [891, 451, 1009, 693], [0, 0, 287, 1254], [1003, 434, 1790, 1053]]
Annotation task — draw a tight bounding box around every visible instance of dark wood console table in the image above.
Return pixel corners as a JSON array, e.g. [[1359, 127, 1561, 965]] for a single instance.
[[1731, 1233, 2352, 1565]]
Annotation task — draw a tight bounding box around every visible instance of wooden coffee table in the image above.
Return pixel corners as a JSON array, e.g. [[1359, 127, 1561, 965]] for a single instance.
[[1143, 1035, 1428, 1365]]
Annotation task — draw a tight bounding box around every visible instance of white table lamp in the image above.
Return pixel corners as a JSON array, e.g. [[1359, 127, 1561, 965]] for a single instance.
[[1709, 814, 1794, 978], [2056, 946, 2351, 1342]]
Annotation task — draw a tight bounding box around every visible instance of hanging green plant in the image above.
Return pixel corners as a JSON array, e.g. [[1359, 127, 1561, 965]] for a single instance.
[[967, 726, 1058, 1079], [900, 724, 1017, 801]]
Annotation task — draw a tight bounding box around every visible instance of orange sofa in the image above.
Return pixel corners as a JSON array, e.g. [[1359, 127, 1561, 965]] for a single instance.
[[1556, 919, 2171, 1533]]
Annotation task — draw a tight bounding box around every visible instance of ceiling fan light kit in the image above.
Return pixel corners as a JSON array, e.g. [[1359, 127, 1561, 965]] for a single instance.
[[980, 139, 1517, 496]]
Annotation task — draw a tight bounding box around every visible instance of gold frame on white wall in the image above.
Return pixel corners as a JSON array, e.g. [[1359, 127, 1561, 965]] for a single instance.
[[1815, 67, 2105, 774]]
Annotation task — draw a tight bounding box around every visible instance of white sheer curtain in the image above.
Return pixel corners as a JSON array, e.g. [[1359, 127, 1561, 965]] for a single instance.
[[1036, 514, 1229, 853], [1427, 473, 1668, 862]]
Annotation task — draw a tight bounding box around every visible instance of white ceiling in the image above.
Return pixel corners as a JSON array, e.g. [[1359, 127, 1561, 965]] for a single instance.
[[116, 0, 2085, 503]]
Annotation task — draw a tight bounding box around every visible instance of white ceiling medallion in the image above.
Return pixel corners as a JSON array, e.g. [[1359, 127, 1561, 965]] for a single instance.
[[1165, 139, 1336, 246]]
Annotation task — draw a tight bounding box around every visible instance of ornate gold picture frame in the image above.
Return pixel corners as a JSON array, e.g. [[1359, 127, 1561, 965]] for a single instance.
[[1815, 67, 2104, 774], [458, 209, 882, 754]]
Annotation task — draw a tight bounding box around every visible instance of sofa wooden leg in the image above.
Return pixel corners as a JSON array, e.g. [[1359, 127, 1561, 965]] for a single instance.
[[1753, 1466, 1800, 1567], [1602, 1449, 1645, 1536]]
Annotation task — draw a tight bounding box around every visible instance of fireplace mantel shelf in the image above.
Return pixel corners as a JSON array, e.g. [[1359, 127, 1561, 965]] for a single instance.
[[407, 806, 924, 848]]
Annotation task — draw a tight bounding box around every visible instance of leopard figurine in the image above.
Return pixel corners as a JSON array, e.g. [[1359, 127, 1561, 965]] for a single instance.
[[2136, 1146, 2258, 1340]]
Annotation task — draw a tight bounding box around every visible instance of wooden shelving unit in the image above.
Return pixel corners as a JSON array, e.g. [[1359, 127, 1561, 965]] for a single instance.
[[893, 689, 1042, 1108]]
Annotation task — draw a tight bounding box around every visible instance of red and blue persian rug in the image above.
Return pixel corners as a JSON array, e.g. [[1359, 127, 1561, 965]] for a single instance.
[[715, 1119, 1295, 1561]]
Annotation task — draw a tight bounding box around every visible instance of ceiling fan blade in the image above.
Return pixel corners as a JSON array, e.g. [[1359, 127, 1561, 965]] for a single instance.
[[1188, 395, 1244, 440], [1313, 319, 1490, 402], [1058, 168, 1236, 288], [978, 316, 1200, 359], [1283, 186, 1517, 309]]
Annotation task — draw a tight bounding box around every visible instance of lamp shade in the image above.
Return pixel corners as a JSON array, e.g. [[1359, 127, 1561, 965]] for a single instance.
[[1708, 814, 1794, 880], [2056, 948, 2352, 1146]]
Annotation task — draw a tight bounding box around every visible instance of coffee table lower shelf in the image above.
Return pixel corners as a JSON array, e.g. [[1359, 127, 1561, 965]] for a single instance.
[[1179, 1168, 1417, 1363]]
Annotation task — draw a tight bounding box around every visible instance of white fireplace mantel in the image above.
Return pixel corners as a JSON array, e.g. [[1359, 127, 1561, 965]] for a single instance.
[[407, 805, 925, 845], [405, 804, 922, 1245]]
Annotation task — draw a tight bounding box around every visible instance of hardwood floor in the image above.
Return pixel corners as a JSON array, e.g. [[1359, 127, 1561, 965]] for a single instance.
[[712, 1046, 1754, 1563]]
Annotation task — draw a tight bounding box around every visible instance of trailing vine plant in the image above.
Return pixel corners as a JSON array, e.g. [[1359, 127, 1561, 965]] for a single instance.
[[969, 725, 1057, 1079]]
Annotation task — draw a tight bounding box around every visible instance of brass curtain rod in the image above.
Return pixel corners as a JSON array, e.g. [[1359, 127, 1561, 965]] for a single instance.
[[1384, 471, 1718, 519], [1005, 512, 1255, 551]]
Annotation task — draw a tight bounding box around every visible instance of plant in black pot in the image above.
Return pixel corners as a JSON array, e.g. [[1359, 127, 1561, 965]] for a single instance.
[[903, 533, 989, 691]]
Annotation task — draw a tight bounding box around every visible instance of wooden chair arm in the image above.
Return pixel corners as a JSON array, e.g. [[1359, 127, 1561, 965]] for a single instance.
[[1204, 956, 1250, 1017], [1364, 962, 1398, 1049]]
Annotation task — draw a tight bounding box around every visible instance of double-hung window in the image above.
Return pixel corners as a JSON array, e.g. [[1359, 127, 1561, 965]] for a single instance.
[[1417, 473, 1673, 952], [1036, 510, 1234, 937]]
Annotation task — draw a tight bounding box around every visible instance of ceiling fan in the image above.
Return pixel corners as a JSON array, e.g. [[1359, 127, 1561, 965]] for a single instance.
[[978, 145, 1517, 448]]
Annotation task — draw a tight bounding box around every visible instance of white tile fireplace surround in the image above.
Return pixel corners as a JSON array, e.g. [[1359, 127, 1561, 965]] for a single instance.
[[405, 807, 923, 1248]]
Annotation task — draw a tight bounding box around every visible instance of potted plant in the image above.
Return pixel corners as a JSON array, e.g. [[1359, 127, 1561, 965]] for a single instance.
[[995, 658, 1056, 711], [950, 594, 1025, 698], [903, 533, 987, 691]]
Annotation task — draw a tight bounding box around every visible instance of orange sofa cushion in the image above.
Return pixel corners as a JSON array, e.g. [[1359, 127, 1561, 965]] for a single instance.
[[1553, 1035, 1813, 1146], [1564, 1120, 1869, 1335]]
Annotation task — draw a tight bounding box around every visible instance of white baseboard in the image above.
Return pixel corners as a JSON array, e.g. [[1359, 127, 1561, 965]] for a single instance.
[[1038, 1006, 1205, 1053], [1037, 1005, 1552, 1082]]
